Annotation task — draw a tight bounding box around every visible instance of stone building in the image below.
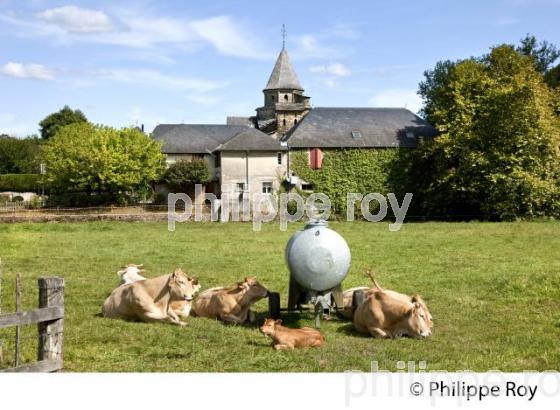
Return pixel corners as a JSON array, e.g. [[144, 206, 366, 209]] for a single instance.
[[152, 45, 437, 205]]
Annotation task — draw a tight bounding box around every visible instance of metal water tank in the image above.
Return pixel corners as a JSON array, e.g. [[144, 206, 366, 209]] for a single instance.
[[285, 220, 351, 292]]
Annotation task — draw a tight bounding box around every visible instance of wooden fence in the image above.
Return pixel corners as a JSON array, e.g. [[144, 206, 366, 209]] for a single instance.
[[0, 276, 64, 372]]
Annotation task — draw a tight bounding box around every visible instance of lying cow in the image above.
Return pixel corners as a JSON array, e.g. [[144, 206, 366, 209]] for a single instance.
[[339, 286, 370, 319], [192, 276, 268, 324], [260, 318, 325, 350], [353, 288, 432, 339], [170, 278, 201, 319], [117, 264, 146, 285], [102, 268, 199, 326]]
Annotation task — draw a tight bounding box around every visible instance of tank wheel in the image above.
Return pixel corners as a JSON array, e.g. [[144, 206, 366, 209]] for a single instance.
[[268, 292, 281, 319], [352, 289, 365, 315]]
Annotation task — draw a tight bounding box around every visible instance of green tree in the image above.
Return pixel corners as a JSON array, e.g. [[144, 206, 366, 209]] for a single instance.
[[545, 63, 560, 89], [0, 135, 42, 174], [417, 45, 560, 218], [516, 34, 560, 75], [39, 106, 88, 140], [163, 159, 211, 192], [43, 123, 165, 197]]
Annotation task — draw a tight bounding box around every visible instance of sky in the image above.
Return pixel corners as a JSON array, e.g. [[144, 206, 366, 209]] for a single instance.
[[0, 0, 559, 137]]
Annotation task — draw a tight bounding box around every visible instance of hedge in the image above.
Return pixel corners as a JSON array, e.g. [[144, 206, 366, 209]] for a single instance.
[[0, 174, 47, 192]]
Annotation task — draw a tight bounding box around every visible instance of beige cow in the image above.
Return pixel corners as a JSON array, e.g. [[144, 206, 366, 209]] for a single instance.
[[353, 288, 432, 339], [102, 269, 199, 326], [339, 286, 433, 329], [192, 276, 268, 324]]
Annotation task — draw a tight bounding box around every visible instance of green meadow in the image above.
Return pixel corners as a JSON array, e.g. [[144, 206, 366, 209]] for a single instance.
[[0, 220, 559, 372]]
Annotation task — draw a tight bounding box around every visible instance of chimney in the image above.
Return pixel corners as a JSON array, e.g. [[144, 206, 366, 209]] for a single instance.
[[141, 123, 145, 133]]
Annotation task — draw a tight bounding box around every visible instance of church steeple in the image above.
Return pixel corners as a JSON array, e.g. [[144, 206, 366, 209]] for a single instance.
[[255, 27, 311, 135], [264, 48, 303, 91]]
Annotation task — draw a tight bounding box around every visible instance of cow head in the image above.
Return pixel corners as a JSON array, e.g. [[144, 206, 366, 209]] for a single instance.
[[407, 301, 432, 338], [260, 318, 280, 336], [169, 269, 201, 302], [117, 264, 145, 277], [411, 295, 433, 330], [238, 276, 269, 300]]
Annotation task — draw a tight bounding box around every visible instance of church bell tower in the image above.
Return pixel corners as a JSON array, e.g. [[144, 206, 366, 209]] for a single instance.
[[256, 25, 311, 135]]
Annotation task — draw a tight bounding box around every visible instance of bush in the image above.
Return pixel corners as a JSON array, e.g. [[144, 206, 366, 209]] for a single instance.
[[163, 160, 211, 192], [0, 174, 46, 192], [153, 192, 167, 205], [45, 192, 122, 207]]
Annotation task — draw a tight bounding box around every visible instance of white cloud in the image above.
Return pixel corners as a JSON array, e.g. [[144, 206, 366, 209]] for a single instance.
[[190, 16, 265, 59], [92, 68, 223, 93], [369, 89, 422, 113], [92, 16, 196, 48], [4, 9, 268, 59], [1, 62, 54, 80], [294, 34, 337, 59], [309, 62, 351, 77], [36, 5, 113, 33]]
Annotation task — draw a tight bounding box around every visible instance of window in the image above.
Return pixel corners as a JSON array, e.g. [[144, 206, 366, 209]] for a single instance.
[[283, 119, 286, 126], [351, 129, 362, 139], [301, 183, 314, 191], [262, 182, 273, 194], [294, 118, 298, 125], [277, 152, 282, 165], [406, 131, 415, 139], [284, 94, 288, 101]]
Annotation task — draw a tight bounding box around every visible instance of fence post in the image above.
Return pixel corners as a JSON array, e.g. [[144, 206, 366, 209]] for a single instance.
[[37, 277, 64, 365]]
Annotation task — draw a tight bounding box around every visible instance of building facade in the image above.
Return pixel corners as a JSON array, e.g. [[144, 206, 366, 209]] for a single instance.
[[151, 46, 437, 206]]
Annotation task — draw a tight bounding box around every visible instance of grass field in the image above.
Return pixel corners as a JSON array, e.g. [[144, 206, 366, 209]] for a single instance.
[[0, 220, 559, 372]]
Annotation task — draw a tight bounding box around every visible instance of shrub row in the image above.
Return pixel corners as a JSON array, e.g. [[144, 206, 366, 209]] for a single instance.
[[0, 174, 47, 193]]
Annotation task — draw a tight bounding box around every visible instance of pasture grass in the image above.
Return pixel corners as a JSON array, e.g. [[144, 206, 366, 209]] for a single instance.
[[0, 220, 559, 372]]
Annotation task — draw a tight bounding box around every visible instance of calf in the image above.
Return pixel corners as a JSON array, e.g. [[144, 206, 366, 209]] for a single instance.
[[260, 318, 325, 350], [192, 276, 268, 324], [102, 268, 198, 326], [353, 289, 432, 339]]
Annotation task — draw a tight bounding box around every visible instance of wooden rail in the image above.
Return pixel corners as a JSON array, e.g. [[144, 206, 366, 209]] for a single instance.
[[0, 277, 64, 373], [0, 306, 64, 328]]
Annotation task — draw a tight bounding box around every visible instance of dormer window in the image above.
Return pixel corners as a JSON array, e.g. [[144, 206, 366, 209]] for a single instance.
[[351, 129, 362, 139]]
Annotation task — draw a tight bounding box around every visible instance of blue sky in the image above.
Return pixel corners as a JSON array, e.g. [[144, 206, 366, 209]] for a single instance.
[[1, 0, 559, 136]]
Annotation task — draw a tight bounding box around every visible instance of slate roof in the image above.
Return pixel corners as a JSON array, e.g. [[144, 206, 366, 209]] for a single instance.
[[219, 128, 285, 151], [226, 116, 254, 126], [283, 107, 438, 148], [152, 124, 282, 153], [264, 48, 303, 91]]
